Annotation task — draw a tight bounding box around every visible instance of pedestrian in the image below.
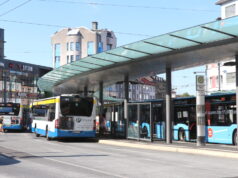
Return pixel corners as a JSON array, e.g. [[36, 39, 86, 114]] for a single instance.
[[0, 116, 3, 132]]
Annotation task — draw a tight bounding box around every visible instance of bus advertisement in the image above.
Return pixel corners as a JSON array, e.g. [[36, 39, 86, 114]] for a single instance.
[[30, 95, 97, 140]]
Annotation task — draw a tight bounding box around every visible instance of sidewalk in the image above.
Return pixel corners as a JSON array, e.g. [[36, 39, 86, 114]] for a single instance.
[[99, 139, 238, 159]]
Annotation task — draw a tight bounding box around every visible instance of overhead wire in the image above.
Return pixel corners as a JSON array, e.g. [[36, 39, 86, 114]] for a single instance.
[[0, 19, 152, 37], [38, 0, 218, 13], [0, 0, 32, 17], [0, 0, 10, 7]]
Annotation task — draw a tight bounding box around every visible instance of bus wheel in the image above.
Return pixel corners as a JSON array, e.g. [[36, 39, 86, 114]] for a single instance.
[[233, 130, 237, 145], [178, 129, 186, 141], [35, 127, 40, 137], [46, 128, 51, 141], [3, 129, 6, 133], [142, 126, 148, 138]]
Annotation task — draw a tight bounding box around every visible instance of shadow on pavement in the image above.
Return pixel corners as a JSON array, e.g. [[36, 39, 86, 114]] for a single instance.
[[0, 154, 20, 166]]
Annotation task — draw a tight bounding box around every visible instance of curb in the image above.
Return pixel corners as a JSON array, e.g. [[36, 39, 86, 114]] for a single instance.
[[99, 140, 238, 159]]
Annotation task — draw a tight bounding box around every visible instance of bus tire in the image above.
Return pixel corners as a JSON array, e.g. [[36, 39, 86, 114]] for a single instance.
[[3, 129, 6, 133], [178, 128, 186, 141], [142, 126, 148, 138], [233, 130, 237, 145], [46, 127, 51, 141], [35, 126, 40, 137]]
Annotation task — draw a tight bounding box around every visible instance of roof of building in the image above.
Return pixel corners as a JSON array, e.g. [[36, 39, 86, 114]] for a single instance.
[[38, 15, 238, 94], [216, 0, 233, 5]]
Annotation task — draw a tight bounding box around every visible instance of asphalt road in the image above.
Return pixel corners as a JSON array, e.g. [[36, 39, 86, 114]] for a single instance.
[[1, 132, 238, 178]]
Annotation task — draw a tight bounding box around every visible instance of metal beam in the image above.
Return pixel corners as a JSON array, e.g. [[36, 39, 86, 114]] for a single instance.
[[143, 41, 176, 50], [106, 52, 134, 60], [202, 26, 237, 38], [91, 56, 117, 63], [170, 34, 203, 45], [122, 47, 153, 55]]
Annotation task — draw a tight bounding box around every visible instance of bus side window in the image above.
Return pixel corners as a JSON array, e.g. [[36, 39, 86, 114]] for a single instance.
[[48, 103, 56, 121]]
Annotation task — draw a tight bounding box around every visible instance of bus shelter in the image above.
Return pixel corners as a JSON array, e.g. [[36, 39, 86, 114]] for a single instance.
[[38, 16, 238, 145]]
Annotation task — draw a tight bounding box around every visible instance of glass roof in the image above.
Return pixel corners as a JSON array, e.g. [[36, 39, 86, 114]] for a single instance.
[[38, 16, 238, 92]]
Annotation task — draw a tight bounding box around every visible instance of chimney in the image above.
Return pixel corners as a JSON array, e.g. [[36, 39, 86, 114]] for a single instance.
[[92, 21, 98, 31]]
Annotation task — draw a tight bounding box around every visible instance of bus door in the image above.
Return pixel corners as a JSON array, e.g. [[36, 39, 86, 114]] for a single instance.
[[206, 102, 236, 144], [152, 102, 164, 140]]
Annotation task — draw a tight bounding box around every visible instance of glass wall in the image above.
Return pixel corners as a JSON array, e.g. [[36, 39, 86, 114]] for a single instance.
[[54, 43, 61, 68]]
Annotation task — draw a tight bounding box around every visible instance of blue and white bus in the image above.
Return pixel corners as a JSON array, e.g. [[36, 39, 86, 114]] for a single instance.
[[31, 94, 97, 140], [1, 103, 27, 132], [126, 93, 237, 145]]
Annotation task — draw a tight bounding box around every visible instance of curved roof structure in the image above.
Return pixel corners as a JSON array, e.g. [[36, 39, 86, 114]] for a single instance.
[[38, 16, 238, 94]]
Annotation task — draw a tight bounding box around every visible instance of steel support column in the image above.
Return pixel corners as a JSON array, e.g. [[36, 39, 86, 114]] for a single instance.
[[166, 67, 172, 144], [84, 86, 88, 97], [124, 74, 129, 138], [236, 55, 238, 146], [99, 81, 104, 135]]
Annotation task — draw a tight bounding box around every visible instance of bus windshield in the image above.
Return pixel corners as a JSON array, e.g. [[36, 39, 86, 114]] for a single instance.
[[60, 96, 93, 117], [0, 103, 20, 115]]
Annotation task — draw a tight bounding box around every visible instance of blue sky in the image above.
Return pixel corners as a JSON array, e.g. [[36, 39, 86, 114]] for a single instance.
[[0, 0, 220, 95]]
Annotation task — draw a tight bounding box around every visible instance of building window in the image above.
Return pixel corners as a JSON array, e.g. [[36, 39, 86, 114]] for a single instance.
[[87, 41, 94, 56], [76, 55, 80, 61], [76, 42, 80, 51], [70, 42, 74, 51], [98, 42, 103, 53], [66, 42, 69, 51], [70, 55, 74, 63], [67, 55, 69, 64], [107, 44, 112, 51], [226, 72, 235, 84], [54, 43, 60, 68], [225, 4, 236, 18]]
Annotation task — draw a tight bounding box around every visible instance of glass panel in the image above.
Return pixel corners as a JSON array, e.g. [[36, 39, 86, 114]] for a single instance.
[[127, 104, 139, 139], [98, 42, 103, 53], [139, 104, 151, 139], [51, 72, 74, 78], [204, 16, 238, 36], [62, 64, 90, 72], [54, 44, 61, 68], [125, 41, 171, 54], [109, 47, 148, 59], [56, 67, 81, 75], [152, 102, 165, 140], [114, 104, 125, 137], [145, 34, 198, 49], [87, 41, 94, 56], [76, 42, 81, 51], [80, 57, 114, 66], [172, 26, 232, 43], [95, 53, 130, 62], [73, 60, 101, 69]]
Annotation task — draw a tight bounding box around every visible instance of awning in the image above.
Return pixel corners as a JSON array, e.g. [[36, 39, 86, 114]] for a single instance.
[[38, 16, 238, 94]]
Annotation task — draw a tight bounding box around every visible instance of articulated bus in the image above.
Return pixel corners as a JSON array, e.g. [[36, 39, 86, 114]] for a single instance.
[[1, 103, 28, 132], [31, 95, 97, 140], [111, 93, 236, 144], [173, 93, 237, 145]]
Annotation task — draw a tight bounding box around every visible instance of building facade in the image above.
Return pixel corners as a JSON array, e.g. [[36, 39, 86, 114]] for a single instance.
[[0, 28, 4, 59], [0, 59, 52, 105], [206, 0, 238, 94], [51, 22, 117, 68], [105, 76, 167, 101], [0, 28, 52, 105]]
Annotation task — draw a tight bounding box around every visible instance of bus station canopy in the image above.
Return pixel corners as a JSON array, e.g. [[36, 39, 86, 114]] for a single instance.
[[38, 16, 238, 94]]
